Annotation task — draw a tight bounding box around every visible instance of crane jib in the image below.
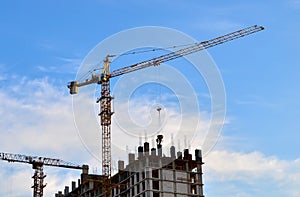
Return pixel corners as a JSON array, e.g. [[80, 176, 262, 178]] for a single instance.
[[0, 152, 84, 169], [110, 25, 264, 78], [0, 151, 87, 197]]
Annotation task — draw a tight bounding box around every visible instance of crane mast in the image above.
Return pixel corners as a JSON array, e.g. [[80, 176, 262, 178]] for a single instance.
[[97, 55, 114, 179], [67, 25, 264, 196], [0, 152, 87, 197]]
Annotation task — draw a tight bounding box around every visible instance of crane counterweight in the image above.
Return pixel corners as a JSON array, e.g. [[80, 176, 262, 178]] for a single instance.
[[68, 81, 78, 94]]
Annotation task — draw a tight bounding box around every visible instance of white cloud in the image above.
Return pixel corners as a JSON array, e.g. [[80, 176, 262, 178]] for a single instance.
[[1, 74, 299, 197], [203, 20, 242, 32], [0, 161, 83, 197], [204, 150, 300, 196], [0, 75, 7, 81], [71, 82, 223, 168], [0, 75, 97, 196], [0, 77, 77, 154], [0, 63, 8, 81], [0, 162, 32, 197], [234, 95, 275, 109], [44, 168, 83, 196], [36, 57, 81, 74], [289, 0, 300, 8]]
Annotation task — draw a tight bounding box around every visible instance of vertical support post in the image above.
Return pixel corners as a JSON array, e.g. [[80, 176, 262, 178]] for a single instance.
[[97, 56, 114, 197], [100, 79, 112, 177], [32, 163, 46, 197], [98, 79, 113, 197]]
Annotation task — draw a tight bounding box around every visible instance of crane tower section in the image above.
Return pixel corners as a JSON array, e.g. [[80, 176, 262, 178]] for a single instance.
[[96, 55, 114, 178]]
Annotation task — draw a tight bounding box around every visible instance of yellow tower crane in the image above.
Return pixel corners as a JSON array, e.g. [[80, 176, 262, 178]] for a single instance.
[[67, 25, 264, 196]]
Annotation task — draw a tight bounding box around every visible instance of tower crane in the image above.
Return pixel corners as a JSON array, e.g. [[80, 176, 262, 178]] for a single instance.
[[0, 152, 88, 197], [68, 25, 264, 196]]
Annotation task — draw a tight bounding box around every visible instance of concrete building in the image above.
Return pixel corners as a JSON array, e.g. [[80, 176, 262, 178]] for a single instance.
[[55, 139, 204, 197]]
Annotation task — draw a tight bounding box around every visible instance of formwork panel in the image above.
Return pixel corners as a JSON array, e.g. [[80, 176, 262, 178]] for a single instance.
[[176, 183, 187, 193], [163, 193, 174, 197], [175, 171, 187, 180], [162, 169, 173, 181], [163, 181, 174, 192]]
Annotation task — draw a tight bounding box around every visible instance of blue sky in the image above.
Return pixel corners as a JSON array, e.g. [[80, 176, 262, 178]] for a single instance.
[[0, 0, 300, 196]]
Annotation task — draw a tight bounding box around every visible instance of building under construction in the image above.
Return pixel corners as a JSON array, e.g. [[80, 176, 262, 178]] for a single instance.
[[57, 25, 264, 197], [55, 136, 204, 197]]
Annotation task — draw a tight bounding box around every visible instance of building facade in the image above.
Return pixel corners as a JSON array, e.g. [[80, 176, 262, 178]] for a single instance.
[[55, 141, 204, 197]]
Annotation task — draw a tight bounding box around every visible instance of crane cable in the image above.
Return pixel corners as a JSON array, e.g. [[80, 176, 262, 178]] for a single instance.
[[77, 43, 198, 82], [119, 43, 197, 56]]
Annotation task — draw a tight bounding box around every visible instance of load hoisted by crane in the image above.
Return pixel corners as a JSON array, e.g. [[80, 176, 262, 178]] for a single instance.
[[68, 25, 264, 188], [0, 152, 88, 197]]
